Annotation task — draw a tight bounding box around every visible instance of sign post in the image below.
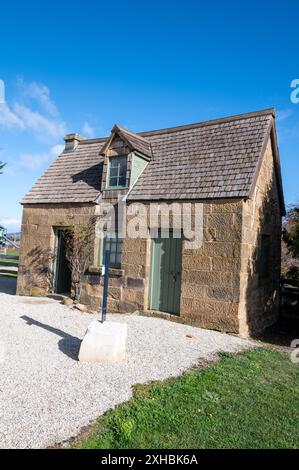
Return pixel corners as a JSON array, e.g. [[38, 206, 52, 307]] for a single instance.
[[79, 248, 127, 364], [101, 250, 110, 323]]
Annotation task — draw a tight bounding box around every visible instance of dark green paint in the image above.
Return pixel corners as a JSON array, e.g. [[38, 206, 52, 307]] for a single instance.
[[150, 232, 182, 314]]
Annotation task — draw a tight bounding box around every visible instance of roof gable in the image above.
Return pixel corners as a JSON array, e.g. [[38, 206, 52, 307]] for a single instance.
[[99, 125, 152, 159]]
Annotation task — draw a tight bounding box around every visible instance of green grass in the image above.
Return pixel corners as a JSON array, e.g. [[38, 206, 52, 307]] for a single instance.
[[0, 258, 19, 264], [0, 273, 17, 278], [0, 249, 19, 255], [76, 348, 299, 449]]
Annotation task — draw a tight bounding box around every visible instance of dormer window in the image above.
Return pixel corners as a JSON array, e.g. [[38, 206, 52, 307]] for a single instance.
[[108, 155, 127, 189]]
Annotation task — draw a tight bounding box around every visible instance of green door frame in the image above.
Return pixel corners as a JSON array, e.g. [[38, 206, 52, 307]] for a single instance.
[[149, 231, 182, 315]]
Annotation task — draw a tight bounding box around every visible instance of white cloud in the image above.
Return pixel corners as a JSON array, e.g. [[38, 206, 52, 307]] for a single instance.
[[276, 109, 293, 122], [18, 144, 64, 171], [0, 102, 25, 128], [0, 217, 21, 232], [50, 144, 64, 156], [82, 121, 95, 138], [0, 79, 67, 143], [13, 103, 66, 141], [18, 78, 58, 117]]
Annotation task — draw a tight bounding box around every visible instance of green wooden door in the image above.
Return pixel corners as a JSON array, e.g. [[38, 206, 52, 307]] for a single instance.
[[149, 233, 182, 315]]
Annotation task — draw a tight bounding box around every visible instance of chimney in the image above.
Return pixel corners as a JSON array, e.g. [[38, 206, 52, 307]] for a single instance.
[[64, 133, 85, 152]]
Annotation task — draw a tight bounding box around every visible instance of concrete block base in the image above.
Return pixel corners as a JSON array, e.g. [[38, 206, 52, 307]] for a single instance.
[[78, 319, 127, 364]]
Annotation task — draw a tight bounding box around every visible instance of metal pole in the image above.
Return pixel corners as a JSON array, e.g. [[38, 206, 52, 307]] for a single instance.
[[101, 250, 111, 323]]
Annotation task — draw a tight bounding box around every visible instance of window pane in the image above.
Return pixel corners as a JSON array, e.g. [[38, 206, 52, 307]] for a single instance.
[[110, 158, 119, 168], [110, 167, 118, 177], [109, 176, 118, 187], [110, 252, 116, 265], [116, 252, 121, 265], [101, 230, 123, 268], [118, 176, 126, 187], [117, 239, 123, 255], [108, 156, 127, 188], [119, 159, 127, 173]]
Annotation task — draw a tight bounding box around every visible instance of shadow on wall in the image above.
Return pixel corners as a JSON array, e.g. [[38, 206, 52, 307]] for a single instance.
[[244, 168, 281, 336], [20, 315, 81, 360]]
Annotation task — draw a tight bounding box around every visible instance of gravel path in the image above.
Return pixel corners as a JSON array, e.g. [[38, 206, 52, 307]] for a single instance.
[[0, 293, 253, 449]]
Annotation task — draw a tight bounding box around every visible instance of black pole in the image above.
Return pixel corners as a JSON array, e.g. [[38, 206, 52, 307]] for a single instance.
[[101, 250, 110, 323]]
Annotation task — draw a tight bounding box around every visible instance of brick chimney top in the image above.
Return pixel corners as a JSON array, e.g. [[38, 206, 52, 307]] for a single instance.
[[64, 133, 85, 152]]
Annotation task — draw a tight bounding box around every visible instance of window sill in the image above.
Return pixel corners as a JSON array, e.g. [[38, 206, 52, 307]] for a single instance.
[[88, 265, 101, 275], [109, 267, 124, 277], [104, 187, 129, 191], [88, 265, 124, 277]]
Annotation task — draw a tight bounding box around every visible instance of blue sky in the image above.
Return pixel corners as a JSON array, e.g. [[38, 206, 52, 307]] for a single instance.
[[0, 0, 298, 231]]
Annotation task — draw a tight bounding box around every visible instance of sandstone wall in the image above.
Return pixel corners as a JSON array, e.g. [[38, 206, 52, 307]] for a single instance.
[[238, 137, 282, 336], [180, 200, 243, 333], [17, 204, 97, 297], [107, 200, 244, 334]]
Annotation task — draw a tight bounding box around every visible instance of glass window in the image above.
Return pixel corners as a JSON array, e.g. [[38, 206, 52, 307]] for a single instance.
[[108, 156, 127, 188], [100, 231, 123, 268]]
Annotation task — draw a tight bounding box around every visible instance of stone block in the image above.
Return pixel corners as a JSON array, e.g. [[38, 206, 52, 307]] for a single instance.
[[181, 299, 239, 333], [212, 257, 241, 272], [206, 286, 239, 302], [211, 200, 242, 213], [123, 288, 136, 303], [30, 287, 42, 297], [107, 286, 122, 300], [126, 277, 144, 288], [181, 284, 206, 300], [182, 255, 211, 271], [79, 319, 127, 364], [119, 300, 137, 313], [182, 270, 222, 286]]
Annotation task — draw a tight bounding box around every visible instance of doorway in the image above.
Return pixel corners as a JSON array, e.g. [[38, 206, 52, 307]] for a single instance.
[[149, 232, 182, 315], [54, 228, 71, 294]]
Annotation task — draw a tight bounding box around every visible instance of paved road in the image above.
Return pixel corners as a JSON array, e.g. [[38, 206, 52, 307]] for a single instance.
[[0, 276, 17, 295]]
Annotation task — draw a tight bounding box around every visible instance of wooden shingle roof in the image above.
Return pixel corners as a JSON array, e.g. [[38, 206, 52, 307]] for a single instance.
[[22, 140, 105, 204], [22, 108, 283, 207]]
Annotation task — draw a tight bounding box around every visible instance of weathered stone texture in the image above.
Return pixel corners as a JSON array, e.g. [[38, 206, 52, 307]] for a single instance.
[[238, 138, 282, 336], [17, 203, 97, 297], [180, 199, 243, 333]]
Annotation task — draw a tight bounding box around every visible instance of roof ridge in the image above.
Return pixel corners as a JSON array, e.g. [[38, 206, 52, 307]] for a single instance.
[[138, 108, 275, 137], [78, 108, 275, 144]]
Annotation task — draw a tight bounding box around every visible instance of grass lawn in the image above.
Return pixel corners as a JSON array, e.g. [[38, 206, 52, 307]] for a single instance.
[[76, 348, 299, 449], [0, 258, 19, 264], [0, 250, 19, 258], [0, 273, 18, 278]]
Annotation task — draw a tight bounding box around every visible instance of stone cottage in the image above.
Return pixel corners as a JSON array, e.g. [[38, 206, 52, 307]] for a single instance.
[[17, 108, 285, 337]]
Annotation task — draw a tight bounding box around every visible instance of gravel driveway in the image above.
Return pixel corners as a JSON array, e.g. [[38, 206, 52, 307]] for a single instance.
[[0, 293, 253, 449]]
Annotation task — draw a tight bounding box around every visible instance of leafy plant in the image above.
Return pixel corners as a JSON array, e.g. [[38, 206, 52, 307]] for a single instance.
[[283, 206, 299, 259], [62, 217, 96, 301]]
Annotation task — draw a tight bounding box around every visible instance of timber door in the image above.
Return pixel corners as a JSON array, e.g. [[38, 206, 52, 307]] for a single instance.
[[149, 233, 182, 315], [54, 228, 71, 294]]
